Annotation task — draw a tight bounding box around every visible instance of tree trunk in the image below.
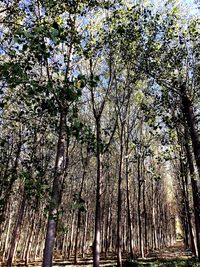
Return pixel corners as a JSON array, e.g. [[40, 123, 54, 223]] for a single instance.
[[93, 117, 102, 267], [74, 210, 81, 262], [105, 201, 111, 258], [179, 147, 195, 253], [125, 156, 134, 259], [82, 210, 88, 258], [42, 112, 66, 267], [152, 181, 158, 250], [32, 216, 42, 261], [68, 211, 75, 259], [117, 126, 124, 267], [74, 154, 87, 263], [25, 213, 36, 266], [0, 136, 22, 240], [142, 180, 147, 255], [181, 84, 200, 176], [2, 203, 12, 262], [6, 191, 26, 267], [137, 156, 144, 257], [184, 127, 200, 258]]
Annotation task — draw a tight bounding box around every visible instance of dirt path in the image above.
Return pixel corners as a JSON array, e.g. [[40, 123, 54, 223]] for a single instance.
[[145, 241, 193, 261]]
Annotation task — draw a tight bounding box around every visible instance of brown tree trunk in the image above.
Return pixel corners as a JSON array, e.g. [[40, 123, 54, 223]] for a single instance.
[[125, 156, 134, 259], [181, 84, 200, 176], [152, 181, 158, 250], [117, 126, 124, 267], [105, 202, 111, 258], [0, 136, 22, 241], [93, 117, 102, 267], [184, 127, 200, 259], [32, 215, 42, 261], [82, 210, 88, 258], [74, 155, 87, 264], [137, 156, 144, 257], [6, 191, 26, 267], [74, 210, 81, 264], [68, 211, 75, 259], [42, 112, 66, 267], [2, 203, 12, 262], [25, 212, 36, 266], [142, 179, 147, 255]]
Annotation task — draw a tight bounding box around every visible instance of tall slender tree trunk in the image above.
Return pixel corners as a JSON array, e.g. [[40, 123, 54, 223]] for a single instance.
[[93, 117, 102, 267], [181, 84, 200, 175], [33, 216, 42, 261], [105, 202, 111, 258], [125, 156, 134, 259], [25, 213, 36, 266], [74, 155, 87, 264], [42, 112, 66, 267], [6, 191, 26, 267], [0, 136, 22, 241], [2, 203, 12, 262], [68, 211, 75, 259], [137, 156, 144, 257], [152, 181, 158, 250], [184, 127, 200, 259], [142, 180, 147, 255], [180, 155, 195, 253], [74, 210, 81, 263], [191, 179, 200, 258], [117, 126, 124, 267], [63, 229, 69, 260], [82, 210, 88, 258]]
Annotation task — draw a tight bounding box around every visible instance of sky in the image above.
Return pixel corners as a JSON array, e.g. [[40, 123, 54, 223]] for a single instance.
[[184, 0, 200, 15], [151, 0, 199, 16]]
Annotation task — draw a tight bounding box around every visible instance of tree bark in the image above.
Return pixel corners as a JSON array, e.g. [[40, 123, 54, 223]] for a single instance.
[[181, 84, 200, 176], [82, 210, 88, 258], [25, 212, 36, 266], [142, 179, 147, 255], [117, 126, 124, 267], [184, 127, 200, 259], [93, 117, 102, 267], [137, 156, 144, 257], [6, 191, 26, 267], [42, 112, 66, 267], [125, 153, 134, 259], [74, 154, 87, 263], [2, 203, 12, 262], [68, 211, 75, 259]]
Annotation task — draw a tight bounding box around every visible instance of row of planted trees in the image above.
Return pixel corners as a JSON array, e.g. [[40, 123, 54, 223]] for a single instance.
[[0, 0, 200, 267], [0, 113, 176, 266]]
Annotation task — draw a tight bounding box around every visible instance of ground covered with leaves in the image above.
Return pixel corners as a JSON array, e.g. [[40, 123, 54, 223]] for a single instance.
[[2, 242, 200, 267]]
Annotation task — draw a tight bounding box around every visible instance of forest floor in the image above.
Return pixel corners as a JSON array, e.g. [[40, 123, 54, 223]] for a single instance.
[[2, 241, 200, 267], [53, 242, 199, 266], [51, 241, 200, 267]]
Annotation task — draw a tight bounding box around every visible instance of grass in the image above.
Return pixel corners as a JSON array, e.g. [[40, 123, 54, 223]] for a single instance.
[[122, 258, 200, 267]]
